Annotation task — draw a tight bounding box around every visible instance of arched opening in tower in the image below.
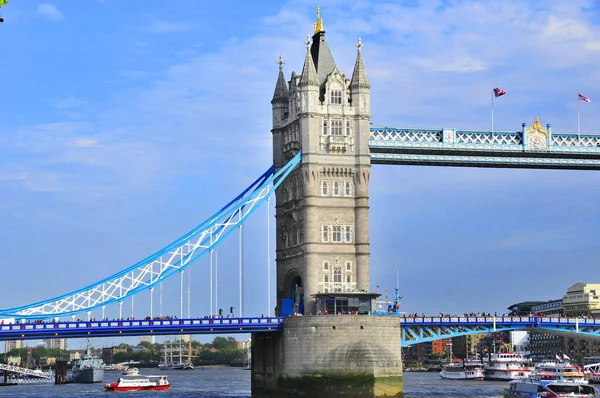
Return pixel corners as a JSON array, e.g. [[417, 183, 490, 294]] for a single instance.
[[280, 273, 303, 316]]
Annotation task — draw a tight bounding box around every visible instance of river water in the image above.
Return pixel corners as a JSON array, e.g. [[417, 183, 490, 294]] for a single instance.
[[0, 369, 508, 397]]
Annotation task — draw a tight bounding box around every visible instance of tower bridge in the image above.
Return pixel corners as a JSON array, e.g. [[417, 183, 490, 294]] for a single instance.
[[1, 7, 599, 398]]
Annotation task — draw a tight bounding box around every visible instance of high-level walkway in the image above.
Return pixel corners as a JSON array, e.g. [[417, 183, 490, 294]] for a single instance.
[[370, 125, 600, 169]]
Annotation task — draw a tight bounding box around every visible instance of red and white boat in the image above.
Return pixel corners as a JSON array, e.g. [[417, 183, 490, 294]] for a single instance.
[[104, 375, 170, 391]]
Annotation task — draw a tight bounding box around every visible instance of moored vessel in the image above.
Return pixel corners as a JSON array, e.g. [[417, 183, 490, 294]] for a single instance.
[[484, 352, 532, 381], [530, 361, 587, 384], [440, 361, 484, 380], [71, 341, 104, 383], [104, 375, 170, 391], [504, 379, 599, 398]]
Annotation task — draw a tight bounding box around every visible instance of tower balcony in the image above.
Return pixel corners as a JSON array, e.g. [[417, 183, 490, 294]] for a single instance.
[[327, 135, 349, 153], [284, 140, 301, 160]]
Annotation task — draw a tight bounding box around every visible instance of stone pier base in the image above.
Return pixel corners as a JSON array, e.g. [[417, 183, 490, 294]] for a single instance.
[[252, 316, 403, 397]]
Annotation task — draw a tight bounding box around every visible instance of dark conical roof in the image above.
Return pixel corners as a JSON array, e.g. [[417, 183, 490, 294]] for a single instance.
[[350, 39, 370, 90], [299, 40, 319, 87], [272, 56, 289, 102]]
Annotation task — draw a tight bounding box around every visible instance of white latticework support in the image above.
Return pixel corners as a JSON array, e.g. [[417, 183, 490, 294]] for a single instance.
[[0, 152, 302, 320]]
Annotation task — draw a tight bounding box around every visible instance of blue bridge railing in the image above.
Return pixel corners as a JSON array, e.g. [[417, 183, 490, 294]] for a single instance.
[[400, 316, 600, 346], [0, 317, 284, 341]]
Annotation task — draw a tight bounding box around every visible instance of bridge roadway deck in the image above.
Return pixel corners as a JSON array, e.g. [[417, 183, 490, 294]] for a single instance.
[[0, 317, 283, 341], [400, 315, 600, 345], [2, 315, 598, 342]]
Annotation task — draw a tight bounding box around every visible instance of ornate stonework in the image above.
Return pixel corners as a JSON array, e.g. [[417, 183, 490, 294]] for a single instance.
[[525, 116, 548, 150], [271, 18, 371, 315]]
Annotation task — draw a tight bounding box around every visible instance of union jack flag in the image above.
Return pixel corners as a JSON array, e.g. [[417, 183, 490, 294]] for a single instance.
[[493, 87, 506, 98], [579, 92, 591, 103]]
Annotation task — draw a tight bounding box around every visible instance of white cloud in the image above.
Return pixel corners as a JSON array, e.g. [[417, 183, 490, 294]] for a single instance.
[[37, 3, 64, 21], [148, 20, 191, 33], [72, 138, 98, 148]]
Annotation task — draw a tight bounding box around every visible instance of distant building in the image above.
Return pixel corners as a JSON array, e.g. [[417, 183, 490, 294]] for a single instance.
[[452, 334, 485, 359], [102, 346, 127, 365], [563, 283, 600, 316], [69, 350, 84, 362], [562, 283, 600, 362], [6, 355, 21, 366], [40, 357, 57, 366], [181, 335, 192, 343], [139, 336, 155, 345], [529, 299, 564, 358], [43, 338, 67, 350], [432, 338, 452, 359], [506, 301, 545, 315], [4, 340, 23, 353], [510, 331, 529, 353], [235, 339, 251, 350]]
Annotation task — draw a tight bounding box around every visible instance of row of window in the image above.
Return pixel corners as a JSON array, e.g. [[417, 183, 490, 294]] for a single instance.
[[321, 180, 352, 196], [322, 225, 352, 243], [320, 262, 354, 293], [323, 261, 352, 272], [323, 120, 352, 136]]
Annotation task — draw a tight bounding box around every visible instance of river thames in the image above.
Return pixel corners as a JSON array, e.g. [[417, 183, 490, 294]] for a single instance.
[[0, 369, 509, 397]]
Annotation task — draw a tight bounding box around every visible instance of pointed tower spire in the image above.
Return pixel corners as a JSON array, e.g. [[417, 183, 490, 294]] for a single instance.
[[350, 38, 370, 89], [299, 36, 319, 87], [272, 54, 289, 102]]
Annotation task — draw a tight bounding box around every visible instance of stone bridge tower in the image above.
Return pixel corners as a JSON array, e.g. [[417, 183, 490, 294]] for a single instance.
[[271, 9, 372, 315]]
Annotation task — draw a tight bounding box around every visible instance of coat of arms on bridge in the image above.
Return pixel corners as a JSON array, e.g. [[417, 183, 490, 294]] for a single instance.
[[524, 116, 549, 150]]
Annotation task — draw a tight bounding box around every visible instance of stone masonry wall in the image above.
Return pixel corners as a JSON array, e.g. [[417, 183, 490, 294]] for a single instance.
[[281, 315, 402, 377]]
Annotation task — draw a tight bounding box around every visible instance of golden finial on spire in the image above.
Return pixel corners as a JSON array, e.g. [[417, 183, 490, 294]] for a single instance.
[[533, 116, 541, 130], [313, 5, 324, 34]]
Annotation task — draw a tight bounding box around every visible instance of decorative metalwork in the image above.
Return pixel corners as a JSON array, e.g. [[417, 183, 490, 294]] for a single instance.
[[0, 152, 303, 320], [370, 128, 442, 143], [400, 316, 600, 346], [456, 131, 522, 146], [370, 124, 600, 169]]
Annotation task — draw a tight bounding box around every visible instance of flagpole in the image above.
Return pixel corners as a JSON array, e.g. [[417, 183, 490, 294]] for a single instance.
[[491, 89, 495, 134], [577, 91, 581, 142]]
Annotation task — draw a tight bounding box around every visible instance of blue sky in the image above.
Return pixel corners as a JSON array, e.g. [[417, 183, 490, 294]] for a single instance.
[[1, 1, 600, 350]]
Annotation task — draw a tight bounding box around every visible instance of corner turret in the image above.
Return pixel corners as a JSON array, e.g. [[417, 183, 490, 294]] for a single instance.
[[350, 38, 370, 115], [271, 55, 289, 129]]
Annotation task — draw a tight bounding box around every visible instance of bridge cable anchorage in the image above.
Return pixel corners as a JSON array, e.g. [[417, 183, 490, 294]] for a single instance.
[[0, 152, 302, 319]]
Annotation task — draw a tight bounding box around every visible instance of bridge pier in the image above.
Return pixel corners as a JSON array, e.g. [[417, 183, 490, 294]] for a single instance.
[[252, 316, 403, 397]]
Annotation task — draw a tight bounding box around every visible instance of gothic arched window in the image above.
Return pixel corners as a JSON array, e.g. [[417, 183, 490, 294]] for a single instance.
[[331, 90, 342, 104], [331, 120, 342, 135], [333, 268, 342, 283]]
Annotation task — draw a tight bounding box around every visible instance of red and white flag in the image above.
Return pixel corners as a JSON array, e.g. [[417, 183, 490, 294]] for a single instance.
[[493, 87, 506, 98], [579, 92, 591, 103]]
